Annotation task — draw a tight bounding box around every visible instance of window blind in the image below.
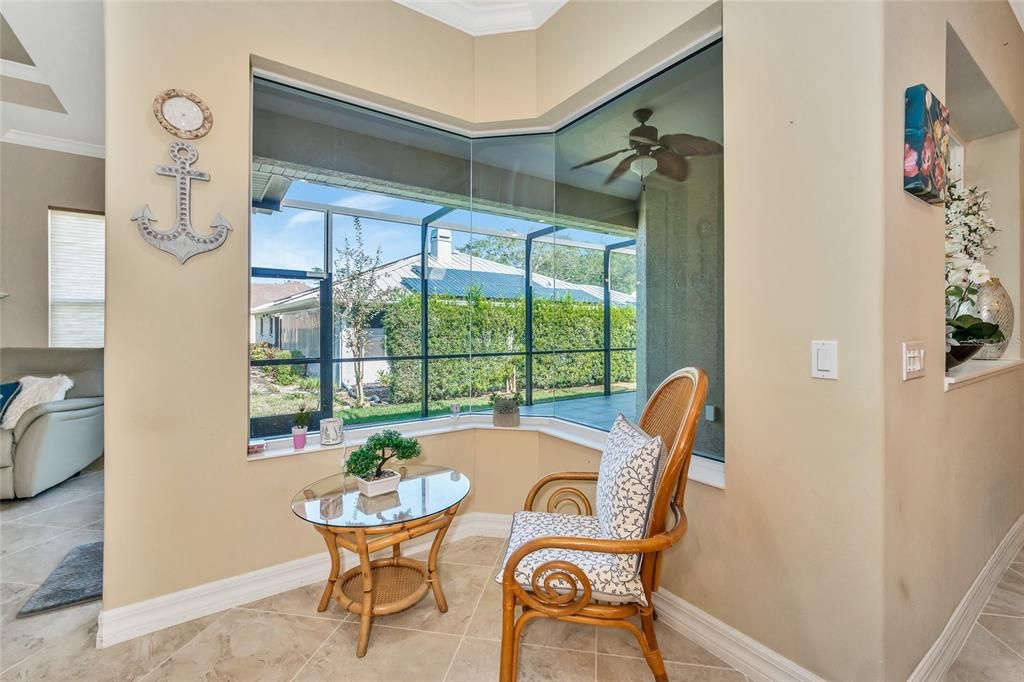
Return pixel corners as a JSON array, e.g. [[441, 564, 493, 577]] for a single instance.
[[49, 209, 105, 348]]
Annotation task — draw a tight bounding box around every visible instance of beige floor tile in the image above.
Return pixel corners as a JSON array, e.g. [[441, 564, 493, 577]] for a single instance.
[[979, 615, 1024, 659], [596, 655, 745, 682], [374, 562, 490, 635], [57, 472, 104, 494], [412, 536, 506, 567], [0, 487, 96, 523], [0, 582, 35, 606], [0, 529, 103, 585], [597, 617, 730, 668], [0, 599, 100, 673], [14, 493, 103, 530], [521, 615, 596, 652], [242, 582, 348, 620], [146, 609, 337, 682], [982, 568, 1024, 617], [465, 581, 503, 640], [0, 524, 71, 557], [2, 612, 217, 681], [295, 622, 460, 681], [943, 623, 1024, 682], [449, 638, 596, 682]]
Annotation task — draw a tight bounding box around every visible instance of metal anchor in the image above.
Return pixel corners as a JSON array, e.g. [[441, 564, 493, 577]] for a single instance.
[[132, 141, 231, 264]]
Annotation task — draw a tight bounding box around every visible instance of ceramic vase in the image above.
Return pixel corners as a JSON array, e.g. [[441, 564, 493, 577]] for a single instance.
[[319, 417, 343, 445], [972, 278, 1015, 360]]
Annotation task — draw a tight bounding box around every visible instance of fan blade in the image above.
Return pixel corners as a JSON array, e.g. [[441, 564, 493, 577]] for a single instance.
[[570, 148, 632, 170], [658, 133, 723, 156], [653, 149, 689, 182], [604, 154, 638, 184], [629, 134, 660, 147]]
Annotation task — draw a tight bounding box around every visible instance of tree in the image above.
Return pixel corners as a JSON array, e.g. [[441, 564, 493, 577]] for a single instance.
[[334, 217, 393, 405]]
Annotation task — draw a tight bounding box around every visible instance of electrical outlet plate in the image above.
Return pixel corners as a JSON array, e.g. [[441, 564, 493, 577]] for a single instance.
[[902, 341, 926, 381]]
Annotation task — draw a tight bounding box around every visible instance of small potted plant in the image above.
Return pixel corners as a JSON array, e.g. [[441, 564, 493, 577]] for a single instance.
[[292, 406, 311, 449], [344, 430, 421, 497], [491, 391, 522, 427]]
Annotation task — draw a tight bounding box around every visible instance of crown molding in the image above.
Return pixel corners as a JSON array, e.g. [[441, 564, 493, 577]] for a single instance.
[[394, 0, 567, 36], [1, 129, 105, 158]]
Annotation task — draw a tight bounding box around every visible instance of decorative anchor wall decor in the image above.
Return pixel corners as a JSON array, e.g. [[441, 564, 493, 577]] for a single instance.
[[132, 141, 231, 264]]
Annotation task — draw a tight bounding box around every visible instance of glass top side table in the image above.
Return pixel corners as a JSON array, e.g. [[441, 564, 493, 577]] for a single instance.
[[291, 465, 471, 657]]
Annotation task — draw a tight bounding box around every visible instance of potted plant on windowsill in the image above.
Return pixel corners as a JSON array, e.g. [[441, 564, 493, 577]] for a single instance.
[[292, 406, 311, 449], [344, 430, 422, 497], [491, 392, 522, 427]]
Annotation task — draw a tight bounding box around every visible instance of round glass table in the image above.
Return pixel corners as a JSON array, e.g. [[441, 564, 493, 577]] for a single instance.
[[291, 464, 471, 657]]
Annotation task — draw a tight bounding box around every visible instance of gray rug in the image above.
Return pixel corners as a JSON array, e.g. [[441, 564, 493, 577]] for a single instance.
[[17, 541, 103, 616]]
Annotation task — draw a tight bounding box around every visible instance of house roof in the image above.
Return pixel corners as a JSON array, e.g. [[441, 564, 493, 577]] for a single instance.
[[250, 280, 314, 308], [252, 251, 635, 315]]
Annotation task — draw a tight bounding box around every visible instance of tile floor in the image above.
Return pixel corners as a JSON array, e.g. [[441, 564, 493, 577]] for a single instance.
[[944, 550, 1024, 681], [0, 470, 741, 680]]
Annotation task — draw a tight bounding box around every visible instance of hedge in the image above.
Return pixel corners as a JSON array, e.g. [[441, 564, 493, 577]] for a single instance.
[[380, 286, 636, 403]]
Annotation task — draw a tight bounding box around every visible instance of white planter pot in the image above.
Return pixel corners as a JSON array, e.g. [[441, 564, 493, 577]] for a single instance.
[[357, 469, 401, 497]]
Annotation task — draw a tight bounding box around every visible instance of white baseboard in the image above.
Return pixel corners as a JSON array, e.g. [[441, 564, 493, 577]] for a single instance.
[[96, 509, 816, 682], [652, 589, 824, 682], [97, 511, 510, 648], [908, 512, 1024, 682]]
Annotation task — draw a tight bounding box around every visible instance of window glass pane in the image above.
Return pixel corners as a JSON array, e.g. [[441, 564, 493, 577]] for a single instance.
[[250, 277, 321, 358], [49, 210, 105, 348], [251, 206, 326, 272], [249, 362, 321, 427], [337, 359, 422, 427], [286, 182, 443, 220]]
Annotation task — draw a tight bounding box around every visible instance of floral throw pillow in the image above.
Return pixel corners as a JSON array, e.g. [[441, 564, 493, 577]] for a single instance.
[[0, 375, 74, 430], [595, 414, 665, 574]]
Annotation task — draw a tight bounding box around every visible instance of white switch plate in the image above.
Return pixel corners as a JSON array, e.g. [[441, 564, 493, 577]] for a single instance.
[[811, 340, 838, 379], [705, 405, 717, 422], [902, 341, 926, 381]]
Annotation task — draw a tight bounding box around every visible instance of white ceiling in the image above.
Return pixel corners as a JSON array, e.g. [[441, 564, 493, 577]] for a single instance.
[[0, 1, 104, 157], [393, 0, 566, 36]]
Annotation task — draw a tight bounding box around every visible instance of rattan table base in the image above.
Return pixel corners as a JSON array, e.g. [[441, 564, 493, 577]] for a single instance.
[[312, 502, 461, 657]]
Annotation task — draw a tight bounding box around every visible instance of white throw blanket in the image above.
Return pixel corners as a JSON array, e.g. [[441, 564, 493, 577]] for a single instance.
[[0, 375, 74, 430]]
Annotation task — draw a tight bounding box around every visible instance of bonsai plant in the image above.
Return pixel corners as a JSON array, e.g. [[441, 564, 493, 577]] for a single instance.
[[292, 406, 311, 449], [490, 391, 522, 427], [345, 429, 421, 496]]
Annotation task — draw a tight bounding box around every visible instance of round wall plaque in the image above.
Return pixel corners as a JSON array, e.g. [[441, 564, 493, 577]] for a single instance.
[[153, 89, 213, 139]]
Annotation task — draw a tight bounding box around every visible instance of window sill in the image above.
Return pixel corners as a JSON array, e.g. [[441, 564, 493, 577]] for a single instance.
[[944, 358, 1024, 392], [247, 414, 726, 489]]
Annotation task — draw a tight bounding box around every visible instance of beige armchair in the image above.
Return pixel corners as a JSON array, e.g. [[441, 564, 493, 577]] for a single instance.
[[0, 348, 104, 498]]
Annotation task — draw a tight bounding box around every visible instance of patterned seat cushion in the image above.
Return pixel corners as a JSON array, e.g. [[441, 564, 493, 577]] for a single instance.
[[495, 511, 649, 606]]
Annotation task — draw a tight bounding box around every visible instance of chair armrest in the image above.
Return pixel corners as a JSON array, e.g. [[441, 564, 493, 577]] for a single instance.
[[523, 471, 599, 512], [14, 397, 104, 441]]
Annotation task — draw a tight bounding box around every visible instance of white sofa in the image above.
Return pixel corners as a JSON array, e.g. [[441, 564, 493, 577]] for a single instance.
[[0, 348, 104, 499]]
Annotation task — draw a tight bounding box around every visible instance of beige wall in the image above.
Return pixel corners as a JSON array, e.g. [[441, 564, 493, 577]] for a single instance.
[[882, 2, 1024, 679], [0, 143, 105, 348], [103, 1, 1024, 680]]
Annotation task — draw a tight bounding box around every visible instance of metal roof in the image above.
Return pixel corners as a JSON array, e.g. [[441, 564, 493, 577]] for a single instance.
[[252, 250, 634, 315]]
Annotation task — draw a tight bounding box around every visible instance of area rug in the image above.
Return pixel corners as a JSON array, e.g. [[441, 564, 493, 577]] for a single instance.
[[17, 541, 103, 616]]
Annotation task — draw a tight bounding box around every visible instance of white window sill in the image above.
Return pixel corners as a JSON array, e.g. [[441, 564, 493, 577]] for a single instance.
[[944, 358, 1024, 392], [248, 413, 726, 489]]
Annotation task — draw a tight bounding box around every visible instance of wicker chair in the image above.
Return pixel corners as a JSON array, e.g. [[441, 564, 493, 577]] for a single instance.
[[498, 367, 708, 682]]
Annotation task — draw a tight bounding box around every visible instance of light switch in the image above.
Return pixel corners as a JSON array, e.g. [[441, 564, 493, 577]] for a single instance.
[[705, 405, 717, 422], [811, 340, 839, 380], [902, 341, 926, 381]]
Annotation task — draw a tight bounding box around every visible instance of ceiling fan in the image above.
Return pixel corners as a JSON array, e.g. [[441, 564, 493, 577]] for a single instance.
[[571, 108, 722, 184]]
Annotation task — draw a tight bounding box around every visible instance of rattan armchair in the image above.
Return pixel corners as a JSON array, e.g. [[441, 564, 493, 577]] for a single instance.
[[499, 367, 708, 682]]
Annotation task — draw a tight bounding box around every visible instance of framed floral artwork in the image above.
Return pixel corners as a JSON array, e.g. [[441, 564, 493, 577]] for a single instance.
[[904, 83, 950, 205]]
